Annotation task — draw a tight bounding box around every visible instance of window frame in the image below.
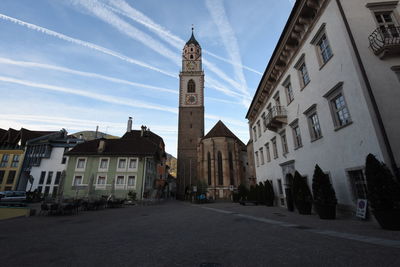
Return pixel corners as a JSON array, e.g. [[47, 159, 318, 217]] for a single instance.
[[117, 157, 128, 171], [115, 175, 126, 189], [128, 157, 138, 171], [98, 157, 110, 171], [323, 82, 352, 130], [282, 76, 294, 105], [310, 23, 333, 67], [75, 157, 87, 171], [259, 147, 265, 165], [96, 174, 107, 189], [253, 126, 257, 141], [127, 175, 136, 189], [294, 54, 310, 89], [290, 119, 303, 150], [304, 104, 323, 141], [11, 154, 20, 168], [255, 151, 260, 167], [271, 137, 278, 159], [280, 130, 289, 155], [0, 154, 9, 167], [72, 175, 84, 186], [265, 143, 271, 163]]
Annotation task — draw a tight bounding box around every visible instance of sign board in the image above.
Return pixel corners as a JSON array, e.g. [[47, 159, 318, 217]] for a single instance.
[[192, 186, 197, 192], [356, 199, 368, 219]]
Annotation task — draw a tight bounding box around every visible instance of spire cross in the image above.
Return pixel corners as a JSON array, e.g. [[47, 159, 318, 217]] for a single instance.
[[191, 24, 194, 33]]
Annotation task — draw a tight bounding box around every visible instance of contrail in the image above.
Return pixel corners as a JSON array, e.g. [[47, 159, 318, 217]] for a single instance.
[[205, 0, 249, 96], [0, 76, 178, 114], [0, 13, 176, 78], [0, 57, 178, 94], [107, 0, 262, 75]]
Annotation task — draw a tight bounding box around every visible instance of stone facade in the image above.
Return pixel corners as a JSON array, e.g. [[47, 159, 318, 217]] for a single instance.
[[197, 121, 247, 200]]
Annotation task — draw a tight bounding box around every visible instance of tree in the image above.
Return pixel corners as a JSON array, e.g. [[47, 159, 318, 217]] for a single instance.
[[292, 171, 313, 215], [264, 181, 275, 206], [312, 165, 337, 219], [238, 183, 249, 201]]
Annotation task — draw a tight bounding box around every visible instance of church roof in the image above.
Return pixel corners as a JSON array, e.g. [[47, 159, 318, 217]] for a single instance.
[[203, 120, 245, 146], [185, 31, 200, 47]]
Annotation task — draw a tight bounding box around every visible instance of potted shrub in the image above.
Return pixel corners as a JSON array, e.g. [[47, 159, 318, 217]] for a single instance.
[[264, 181, 275, 207], [312, 165, 337, 219], [292, 171, 313, 215], [238, 183, 248, 202], [365, 154, 400, 230]]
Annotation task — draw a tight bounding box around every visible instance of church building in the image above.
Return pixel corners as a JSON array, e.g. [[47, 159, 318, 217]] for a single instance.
[[177, 29, 248, 199]]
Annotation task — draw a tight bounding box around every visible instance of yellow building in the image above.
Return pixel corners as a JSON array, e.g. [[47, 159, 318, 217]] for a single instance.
[[0, 128, 55, 191]]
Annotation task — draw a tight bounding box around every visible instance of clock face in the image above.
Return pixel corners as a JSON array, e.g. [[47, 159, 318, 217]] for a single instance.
[[186, 61, 196, 71], [186, 94, 198, 105]]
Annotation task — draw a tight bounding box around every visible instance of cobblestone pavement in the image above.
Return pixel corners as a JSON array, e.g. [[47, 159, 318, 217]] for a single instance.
[[0, 201, 399, 267]]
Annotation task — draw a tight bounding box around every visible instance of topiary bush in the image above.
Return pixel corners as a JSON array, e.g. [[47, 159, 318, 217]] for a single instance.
[[312, 165, 337, 219], [264, 180, 275, 206], [365, 154, 400, 230], [292, 171, 313, 215]]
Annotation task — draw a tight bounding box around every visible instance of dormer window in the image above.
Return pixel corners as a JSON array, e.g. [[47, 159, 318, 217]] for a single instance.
[[187, 79, 195, 93]]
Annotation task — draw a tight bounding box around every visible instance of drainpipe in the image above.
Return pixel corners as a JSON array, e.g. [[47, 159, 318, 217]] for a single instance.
[[336, 0, 399, 179], [141, 157, 147, 200]]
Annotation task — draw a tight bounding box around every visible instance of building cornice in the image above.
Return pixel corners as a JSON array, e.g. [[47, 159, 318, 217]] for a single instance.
[[246, 0, 328, 122]]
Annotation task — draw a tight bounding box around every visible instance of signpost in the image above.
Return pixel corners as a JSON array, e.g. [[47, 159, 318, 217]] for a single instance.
[[356, 199, 368, 219]]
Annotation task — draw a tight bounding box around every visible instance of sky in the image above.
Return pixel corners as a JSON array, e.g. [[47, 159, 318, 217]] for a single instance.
[[0, 0, 295, 157]]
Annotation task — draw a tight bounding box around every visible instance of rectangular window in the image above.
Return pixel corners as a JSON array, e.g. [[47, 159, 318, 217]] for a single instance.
[[118, 158, 127, 169], [348, 169, 367, 201], [272, 137, 278, 159], [304, 106, 322, 141], [280, 131, 289, 155], [324, 82, 352, 129], [39, 171, 46, 184], [283, 76, 294, 104], [128, 176, 136, 187], [261, 113, 267, 131], [76, 158, 86, 169], [6, 171, 16, 184], [265, 143, 271, 162], [290, 120, 303, 149], [294, 54, 310, 88], [257, 120, 261, 137], [0, 154, 9, 167], [255, 151, 260, 167], [73, 175, 82, 186], [129, 158, 138, 169], [116, 175, 125, 185], [259, 148, 265, 165], [375, 11, 400, 38], [277, 179, 284, 195], [97, 175, 106, 185], [317, 34, 333, 64], [253, 126, 257, 141], [11, 155, 20, 168], [0, 170, 5, 184], [61, 156, 67, 164], [46, 172, 53, 185], [99, 158, 109, 170], [54, 172, 61, 185]]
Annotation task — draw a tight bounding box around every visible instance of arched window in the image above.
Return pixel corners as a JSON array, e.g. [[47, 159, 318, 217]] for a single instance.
[[217, 151, 223, 185], [207, 152, 212, 185], [187, 79, 195, 93], [190, 55, 194, 59], [229, 151, 234, 185]]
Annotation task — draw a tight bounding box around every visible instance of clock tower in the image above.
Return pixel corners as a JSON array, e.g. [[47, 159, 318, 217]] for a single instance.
[[177, 28, 204, 197]]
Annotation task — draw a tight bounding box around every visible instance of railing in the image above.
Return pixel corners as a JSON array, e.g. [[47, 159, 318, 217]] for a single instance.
[[264, 106, 287, 129], [369, 26, 400, 54]]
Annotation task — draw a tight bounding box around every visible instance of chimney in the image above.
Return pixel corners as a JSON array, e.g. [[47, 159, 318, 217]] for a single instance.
[[95, 126, 99, 139], [141, 125, 146, 137], [79, 134, 83, 140], [98, 139, 106, 153], [127, 117, 133, 132]]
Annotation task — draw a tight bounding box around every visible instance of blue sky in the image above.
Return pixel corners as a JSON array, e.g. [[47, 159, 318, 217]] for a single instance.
[[0, 0, 294, 156]]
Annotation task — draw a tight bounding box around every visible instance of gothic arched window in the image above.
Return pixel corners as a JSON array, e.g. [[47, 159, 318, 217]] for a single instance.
[[207, 152, 212, 185], [217, 151, 223, 185], [229, 151, 234, 185], [187, 79, 195, 93]]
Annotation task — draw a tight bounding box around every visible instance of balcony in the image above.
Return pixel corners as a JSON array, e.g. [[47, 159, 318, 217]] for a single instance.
[[264, 106, 287, 132], [369, 26, 400, 58]]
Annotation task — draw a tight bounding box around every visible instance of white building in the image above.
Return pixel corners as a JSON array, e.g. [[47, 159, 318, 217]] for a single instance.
[[18, 130, 81, 197], [246, 0, 400, 212]]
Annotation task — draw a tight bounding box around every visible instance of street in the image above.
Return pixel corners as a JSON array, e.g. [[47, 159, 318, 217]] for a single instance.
[[1, 201, 399, 267]]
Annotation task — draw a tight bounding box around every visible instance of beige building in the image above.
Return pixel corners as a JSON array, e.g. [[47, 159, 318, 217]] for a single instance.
[[246, 0, 400, 211], [197, 121, 247, 200]]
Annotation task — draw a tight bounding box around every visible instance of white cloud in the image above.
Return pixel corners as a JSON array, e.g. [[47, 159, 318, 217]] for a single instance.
[[0, 13, 175, 78], [0, 75, 178, 114], [205, 0, 249, 97], [0, 56, 178, 94]]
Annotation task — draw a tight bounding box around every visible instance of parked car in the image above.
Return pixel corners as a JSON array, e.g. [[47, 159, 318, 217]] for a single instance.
[[0, 191, 27, 202]]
